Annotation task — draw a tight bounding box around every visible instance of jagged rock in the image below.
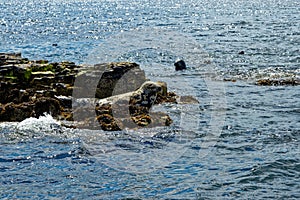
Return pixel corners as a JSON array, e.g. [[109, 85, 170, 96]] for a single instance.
[[0, 102, 35, 121], [53, 83, 73, 96], [95, 62, 147, 99], [0, 52, 178, 131], [35, 60, 49, 64], [55, 95, 72, 109], [0, 97, 61, 122], [34, 97, 61, 118]]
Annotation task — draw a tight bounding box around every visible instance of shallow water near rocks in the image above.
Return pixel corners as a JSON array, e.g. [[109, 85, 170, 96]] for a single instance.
[[0, 0, 299, 199]]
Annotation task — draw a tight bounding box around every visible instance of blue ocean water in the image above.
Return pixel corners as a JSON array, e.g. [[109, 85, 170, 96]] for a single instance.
[[0, 0, 299, 199]]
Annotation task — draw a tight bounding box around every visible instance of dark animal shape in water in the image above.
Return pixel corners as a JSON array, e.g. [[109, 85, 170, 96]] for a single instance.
[[174, 59, 187, 71]]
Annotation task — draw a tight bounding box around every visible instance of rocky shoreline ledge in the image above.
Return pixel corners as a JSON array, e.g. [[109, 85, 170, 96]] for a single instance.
[[1, 53, 297, 130], [0, 53, 177, 130]]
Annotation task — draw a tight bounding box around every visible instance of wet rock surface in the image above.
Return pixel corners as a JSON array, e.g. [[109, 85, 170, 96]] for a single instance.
[[0, 53, 177, 130], [256, 78, 299, 86]]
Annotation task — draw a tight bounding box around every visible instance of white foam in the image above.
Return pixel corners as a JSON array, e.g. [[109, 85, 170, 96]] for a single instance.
[[15, 114, 62, 138]]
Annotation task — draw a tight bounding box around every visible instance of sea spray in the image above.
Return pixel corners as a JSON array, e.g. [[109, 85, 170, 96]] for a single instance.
[[1, 114, 69, 142]]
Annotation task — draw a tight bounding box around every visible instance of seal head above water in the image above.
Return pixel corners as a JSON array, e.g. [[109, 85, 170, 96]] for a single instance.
[[174, 59, 187, 71], [98, 81, 163, 108]]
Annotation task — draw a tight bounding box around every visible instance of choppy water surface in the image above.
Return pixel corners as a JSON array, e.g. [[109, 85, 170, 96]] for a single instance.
[[0, 0, 299, 199]]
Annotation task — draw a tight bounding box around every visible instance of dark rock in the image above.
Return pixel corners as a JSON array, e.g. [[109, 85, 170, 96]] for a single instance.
[[0, 53, 179, 131], [95, 62, 147, 99], [0, 97, 62, 121], [34, 97, 61, 118], [91, 81, 177, 130], [96, 114, 121, 131], [55, 96, 72, 109], [53, 83, 73, 96], [7, 88, 20, 103], [0, 102, 35, 121], [155, 92, 177, 104], [174, 59, 187, 71], [35, 60, 49, 64], [19, 89, 31, 103], [238, 51, 245, 55], [256, 78, 299, 86], [31, 77, 56, 86], [55, 74, 76, 84]]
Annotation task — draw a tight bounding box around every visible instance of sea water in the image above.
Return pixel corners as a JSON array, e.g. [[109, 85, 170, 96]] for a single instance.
[[0, 0, 299, 199]]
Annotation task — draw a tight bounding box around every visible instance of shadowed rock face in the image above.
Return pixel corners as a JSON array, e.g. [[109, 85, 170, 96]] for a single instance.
[[0, 98, 61, 121], [0, 53, 177, 131], [95, 62, 146, 99]]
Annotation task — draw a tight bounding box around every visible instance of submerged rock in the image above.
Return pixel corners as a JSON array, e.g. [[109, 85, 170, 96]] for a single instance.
[[256, 78, 299, 86]]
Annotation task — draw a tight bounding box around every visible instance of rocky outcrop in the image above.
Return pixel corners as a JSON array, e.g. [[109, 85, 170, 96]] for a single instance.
[[0, 52, 177, 130], [256, 78, 299, 86]]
